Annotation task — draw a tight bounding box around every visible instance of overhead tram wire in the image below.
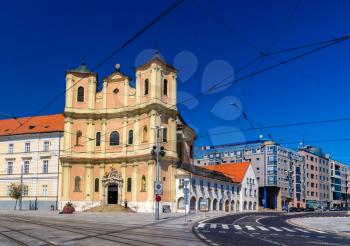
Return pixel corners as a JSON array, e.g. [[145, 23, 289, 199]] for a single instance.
[[9, 0, 186, 135], [60, 35, 350, 153]]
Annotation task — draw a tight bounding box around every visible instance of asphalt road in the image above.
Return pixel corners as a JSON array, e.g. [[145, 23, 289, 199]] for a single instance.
[[0, 213, 202, 246], [193, 211, 350, 246]]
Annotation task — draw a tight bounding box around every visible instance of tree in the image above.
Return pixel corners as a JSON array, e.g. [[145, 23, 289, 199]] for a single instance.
[[9, 183, 22, 210]]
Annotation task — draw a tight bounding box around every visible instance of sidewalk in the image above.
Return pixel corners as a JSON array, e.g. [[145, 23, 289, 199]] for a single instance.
[[290, 216, 350, 236]]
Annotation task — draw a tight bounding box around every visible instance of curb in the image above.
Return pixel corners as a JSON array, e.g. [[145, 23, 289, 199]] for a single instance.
[[287, 217, 350, 238]]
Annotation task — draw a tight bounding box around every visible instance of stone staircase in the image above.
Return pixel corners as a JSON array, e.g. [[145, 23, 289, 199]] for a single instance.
[[85, 204, 134, 213]]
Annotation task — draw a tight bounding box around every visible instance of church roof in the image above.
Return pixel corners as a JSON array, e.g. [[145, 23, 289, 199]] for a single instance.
[[66, 61, 97, 76], [135, 52, 176, 72]]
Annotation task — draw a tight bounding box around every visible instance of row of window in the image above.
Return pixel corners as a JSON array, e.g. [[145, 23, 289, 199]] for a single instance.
[[76, 127, 168, 147], [6, 160, 49, 175], [76, 79, 169, 103], [7, 184, 49, 197], [191, 179, 241, 195], [73, 175, 148, 193], [6, 141, 50, 154]]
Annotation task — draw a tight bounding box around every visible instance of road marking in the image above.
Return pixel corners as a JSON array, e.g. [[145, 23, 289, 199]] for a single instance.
[[282, 227, 295, 232], [233, 225, 242, 230], [210, 224, 217, 229], [269, 227, 282, 232], [294, 228, 310, 233], [307, 228, 326, 234], [198, 223, 205, 228], [246, 226, 255, 231], [222, 224, 229, 230], [257, 226, 269, 231]]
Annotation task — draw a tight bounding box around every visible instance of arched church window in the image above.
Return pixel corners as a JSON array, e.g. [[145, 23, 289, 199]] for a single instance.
[[77, 86, 84, 102], [127, 178, 132, 192], [76, 131, 82, 146], [94, 178, 99, 192], [96, 132, 101, 146], [128, 130, 133, 145], [74, 176, 81, 192], [144, 79, 149, 95], [141, 175, 146, 192], [110, 131, 120, 146], [163, 79, 168, 96]]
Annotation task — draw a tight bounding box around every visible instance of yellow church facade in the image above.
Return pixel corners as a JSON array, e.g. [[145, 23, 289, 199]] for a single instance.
[[59, 54, 196, 212]]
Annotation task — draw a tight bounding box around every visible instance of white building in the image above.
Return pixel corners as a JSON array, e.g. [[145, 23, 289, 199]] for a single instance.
[[175, 162, 258, 213], [0, 114, 64, 210]]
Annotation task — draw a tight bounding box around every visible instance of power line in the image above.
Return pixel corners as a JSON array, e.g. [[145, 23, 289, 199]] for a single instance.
[[9, 0, 185, 135]]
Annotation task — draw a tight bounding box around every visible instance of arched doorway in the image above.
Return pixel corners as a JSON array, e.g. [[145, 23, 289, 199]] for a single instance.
[[243, 201, 247, 210], [225, 200, 229, 212], [198, 197, 205, 211], [108, 185, 118, 204], [177, 197, 185, 210], [231, 200, 235, 211], [236, 201, 240, 211], [190, 197, 196, 211], [249, 201, 252, 210], [253, 202, 257, 210], [213, 199, 218, 211]]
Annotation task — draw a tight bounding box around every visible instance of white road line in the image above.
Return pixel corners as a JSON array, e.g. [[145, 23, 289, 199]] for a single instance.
[[282, 227, 295, 232], [233, 225, 242, 230], [257, 226, 269, 231], [269, 227, 282, 232], [307, 228, 326, 234], [210, 224, 217, 229], [222, 224, 229, 230], [198, 223, 205, 228], [245, 226, 255, 231], [294, 228, 310, 233]]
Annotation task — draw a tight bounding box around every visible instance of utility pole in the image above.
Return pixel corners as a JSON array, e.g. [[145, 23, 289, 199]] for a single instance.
[[19, 164, 23, 211], [151, 125, 166, 220]]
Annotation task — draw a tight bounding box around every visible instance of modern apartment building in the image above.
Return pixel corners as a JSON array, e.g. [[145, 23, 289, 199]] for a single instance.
[[329, 159, 349, 207], [0, 114, 64, 210], [194, 139, 305, 210], [298, 146, 331, 208]]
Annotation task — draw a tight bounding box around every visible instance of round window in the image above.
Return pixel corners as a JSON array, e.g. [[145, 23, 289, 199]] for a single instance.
[[113, 88, 119, 94]]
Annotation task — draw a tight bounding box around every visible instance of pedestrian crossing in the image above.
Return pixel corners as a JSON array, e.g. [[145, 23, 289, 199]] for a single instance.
[[196, 223, 321, 234]]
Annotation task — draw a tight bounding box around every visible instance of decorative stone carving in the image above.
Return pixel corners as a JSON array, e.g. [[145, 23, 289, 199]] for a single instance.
[[102, 167, 123, 187]]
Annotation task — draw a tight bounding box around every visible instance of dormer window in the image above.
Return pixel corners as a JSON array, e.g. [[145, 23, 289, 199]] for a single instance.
[[77, 86, 84, 102], [144, 79, 149, 95]]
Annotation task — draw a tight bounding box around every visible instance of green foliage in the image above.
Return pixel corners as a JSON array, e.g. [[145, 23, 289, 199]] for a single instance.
[[9, 183, 21, 200]]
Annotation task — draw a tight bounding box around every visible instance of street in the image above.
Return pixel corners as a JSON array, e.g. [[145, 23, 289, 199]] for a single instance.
[[0, 212, 202, 246], [193, 211, 350, 246]]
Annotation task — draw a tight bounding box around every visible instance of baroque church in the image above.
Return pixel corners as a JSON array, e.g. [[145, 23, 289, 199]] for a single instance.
[[59, 54, 196, 212]]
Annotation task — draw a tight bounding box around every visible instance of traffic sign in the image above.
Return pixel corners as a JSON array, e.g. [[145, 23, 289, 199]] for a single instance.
[[154, 181, 163, 194], [155, 194, 161, 202]]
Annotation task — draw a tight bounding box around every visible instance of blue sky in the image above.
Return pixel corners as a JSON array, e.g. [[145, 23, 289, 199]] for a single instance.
[[1, 0, 350, 163]]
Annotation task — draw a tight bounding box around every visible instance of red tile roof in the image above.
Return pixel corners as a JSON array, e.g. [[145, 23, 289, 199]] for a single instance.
[[201, 162, 250, 183], [0, 114, 64, 136]]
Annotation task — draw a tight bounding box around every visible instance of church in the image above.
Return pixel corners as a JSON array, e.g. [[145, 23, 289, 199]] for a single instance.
[[59, 54, 196, 212]]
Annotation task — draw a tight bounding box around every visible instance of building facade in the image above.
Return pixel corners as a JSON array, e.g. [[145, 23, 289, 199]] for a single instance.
[[194, 139, 306, 210], [59, 55, 196, 212], [329, 159, 349, 207], [298, 146, 331, 208], [0, 114, 63, 210], [175, 162, 258, 213]]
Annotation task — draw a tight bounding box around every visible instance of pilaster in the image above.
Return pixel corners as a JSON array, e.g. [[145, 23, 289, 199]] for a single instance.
[[65, 76, 73, 110], [62, 162, 71, 200], [85, 164, 94, 201], [122, 117, 128, 153], [88, 78, 95, 110], [136, 71, 141, 104], [147, 160, 154, 201], [121, 162, 126, 202], [99, 163, 105, 201], [132, 162, 138, 202]]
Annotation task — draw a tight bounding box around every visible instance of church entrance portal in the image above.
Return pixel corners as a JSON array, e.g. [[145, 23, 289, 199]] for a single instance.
[[108, 185, 118, 204]]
